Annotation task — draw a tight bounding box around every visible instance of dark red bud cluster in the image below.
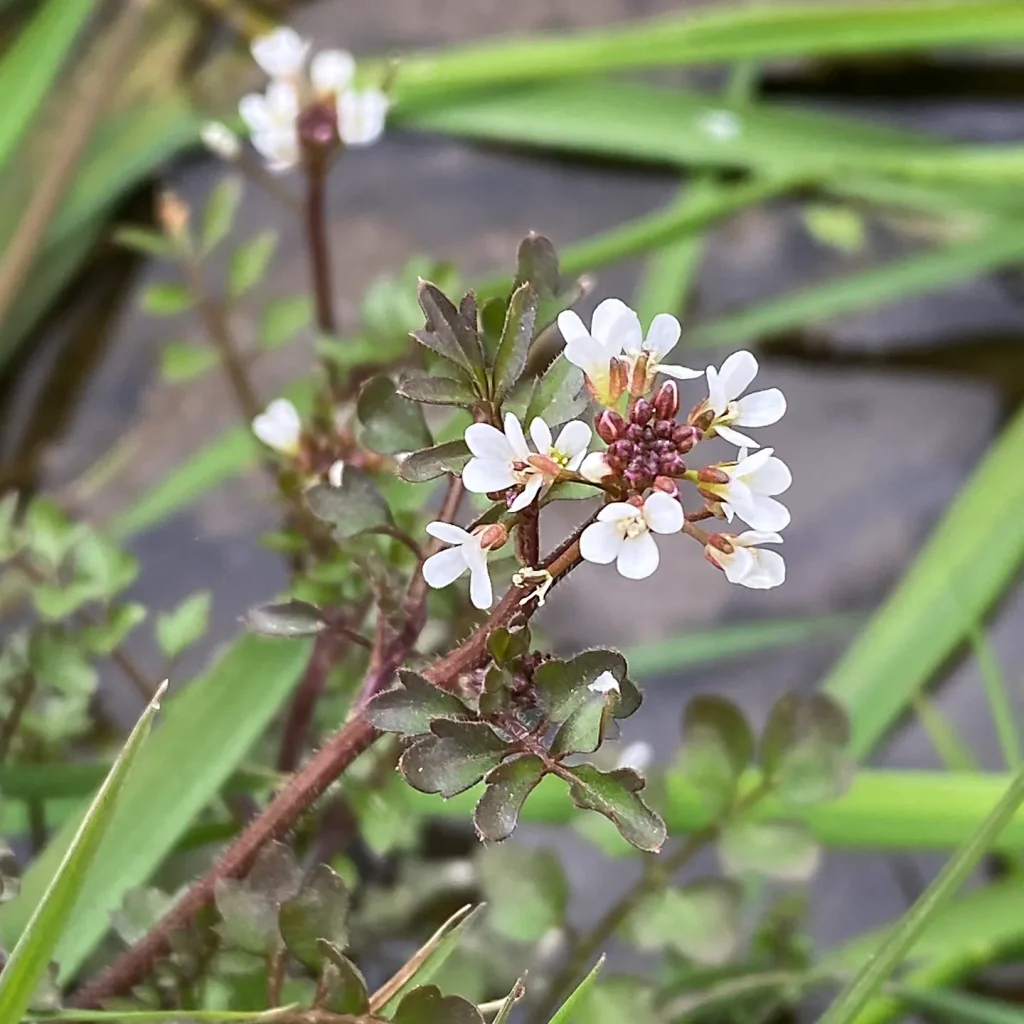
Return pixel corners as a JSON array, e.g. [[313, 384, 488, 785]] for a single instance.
[[297, 101, 339, 158], [595, 391, 703, 492]]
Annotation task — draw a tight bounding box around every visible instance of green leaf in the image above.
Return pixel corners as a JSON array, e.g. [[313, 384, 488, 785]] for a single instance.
[[279, 864, 349, 969], [0, 635, 312, 979], [478, 844, 566, 942], [113, 226, 172, 259], [400, 721, 508, 797], [548, 955, 605, 1024], [761, 692, 852, 806], [73, 529, 138, 597], [243, 599, 327, 638], [398, 440, 471, 483], [24, 498, 79, 569], [718, 819, 821, 882], [565, 764, 666, 853], [202, 175, 243, 253], [524, 354, 586, 426], [228, 230, 277, 298], [0, 0, 95, 174], [29, 632, 97, 696], [893, 988, 1024, 1024], [679, 695, 754, 816], [474, 755, 546, 843], [393, 985, 483, 1024], [365, 670, 469, 735], [492, 979, 527, 1024], [513, 233, 562, 299], [623, 879, 742, 965], [492, 283, 538, 401], [815, 763, 1024, 1024], [31, 581, 97, 621], [306, 473, 393, 538], [534, 650, 640, 724], [0, 681, 165, 1024], [79, 603, 147, 656], [154, 590, 211, 661], [802, 203, 867, 253], [487, 625, 532, 666], [318, 943, 370, 1014], [415, 279, 481, 377], [258, 295, 312, 349], [159, 342, 219, 384], [396, 374, 479, 407], [550, 698, 610, 757], [357, 376, 433, 454], [141, 282, 192, 316]]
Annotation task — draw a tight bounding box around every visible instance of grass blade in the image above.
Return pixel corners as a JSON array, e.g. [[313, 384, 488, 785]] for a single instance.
[[969, 625, 1022, 771], [892, 987, 1024, 1024], [815, 764, 1024, 1024], [0, 636, 311, 978], [547, 954, 605, 1024], [0, 682, 167, 1024]]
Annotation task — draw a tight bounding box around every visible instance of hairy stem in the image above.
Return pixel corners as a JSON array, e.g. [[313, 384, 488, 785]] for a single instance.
[[305, 164, 342, 396]]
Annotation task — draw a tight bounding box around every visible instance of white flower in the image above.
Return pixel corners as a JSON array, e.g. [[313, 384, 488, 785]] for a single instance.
[[700, 447, 792, 531], [328, 460, 345, 487], [239, 80, 301, 173], [701, 350, 786, 448], [462, 414, 591, 512], [580, 492, 683, 580], [251, 27, 309, 79], [252, 398, 301, 454], [622, 311, 702, 389], [337, 88, 389, 147], [588, 671, 620, 696], [421, 523, 496, 610], [617, 740, 654, 771], [579, 451, 613, 483], [200, 122, 241, 160], [310, 49, 355, 94], [705, 531, 785, 590]]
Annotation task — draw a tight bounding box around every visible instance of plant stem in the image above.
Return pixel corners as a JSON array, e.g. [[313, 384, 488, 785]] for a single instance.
[[304, 165, 342, 395], [525, 783, 771, 1024], [0, 674, 35, 763]]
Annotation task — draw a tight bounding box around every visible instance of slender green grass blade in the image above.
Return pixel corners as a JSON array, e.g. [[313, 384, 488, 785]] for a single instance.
[[823, 404, 1024, 759], [969, 625, 1022, 771], [0, 636, 311, 979], [815, 765, 1024, 1024], [0, 682, 166, 1024], [548, 955, 605, 1024], [911, 694, 979, 773], [892, 987, 1024, 1024]]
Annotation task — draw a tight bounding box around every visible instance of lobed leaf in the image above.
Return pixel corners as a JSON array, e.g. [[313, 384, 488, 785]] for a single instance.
[[279, 864, 349, 969], [474, 755, 546, 842], [306, 472, 393, 538], [492, 283, 539, 402], [397, 373, 480, 406], [679, 695, 755, 816], [400, 721, 509, 797], [718, 819, 821, 882], [479, 843, 566, 942], [565, 764, 666, 853], [398, 440, 471, 483], [357, 376, 433, 454], [365, 670, 470, 735]]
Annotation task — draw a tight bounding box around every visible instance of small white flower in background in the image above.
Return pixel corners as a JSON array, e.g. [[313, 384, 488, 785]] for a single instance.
[[617, 740, 654, 772], [251, 26, 310, 79], [705, 531, 786, 590], [588, 671, 620, 696], [327, 460, 345, 487], [462, 414, 591, 512], [337, 87, 389, 147], [699, 109, 742, 142], [580, 491, 684, 580], [621, 310, 702, 390], [252, 398, 302, 454], [699, 447, 792, 532], [422, 522, 502, 610], [310, 49, 355, 94], [239, 81, 302, 173], [699, 350, 786, 448], [200, 122, 241, 160], [579, 451, 613, 484]]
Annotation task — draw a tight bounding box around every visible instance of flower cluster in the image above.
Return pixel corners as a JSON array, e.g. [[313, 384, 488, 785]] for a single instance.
[[416, 299, 792, 607], [203, 27, 387, 172]]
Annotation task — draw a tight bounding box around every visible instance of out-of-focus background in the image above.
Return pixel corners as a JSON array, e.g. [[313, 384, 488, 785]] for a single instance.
[[5, 0, 1024, 1013]]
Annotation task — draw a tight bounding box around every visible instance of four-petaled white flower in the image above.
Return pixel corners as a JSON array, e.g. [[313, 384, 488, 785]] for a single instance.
[[700, 447, 792, 532], [462, 414, 591, 512], [621, 310, 703, 391], [252, 398, 301, 454], [588, 671, 620, 695], [239, 80, 302, 173], [705, 531, 785, 590], [580, 492, 684, 580], [422, 523, 498, 610], [699, 350, 786, 448]]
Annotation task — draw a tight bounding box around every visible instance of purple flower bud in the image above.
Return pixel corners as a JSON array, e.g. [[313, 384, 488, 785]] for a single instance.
[[659, 452, 687, 476], [654, 419, 674, 440], [625, 424, 645, 443], [673, 424, 702, 453], [609, 440, 633, 463], [653, 380, 680, 420], [630, 398, 654, 426], [596, 409, 626, 444]]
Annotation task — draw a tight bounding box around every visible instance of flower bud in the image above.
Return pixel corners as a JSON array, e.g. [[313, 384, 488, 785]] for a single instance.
[[653, 475, 678, 497], [630, 398, 654, 426], [297, 99, 339, 156], [659, 452, 686, 477], [697, 466, 730, 485], [478, 523, 509, 551], [626, 494, 645, 508], [596, 409, 626, 444], [653, 380, 680, 420], [672, 424, 702, 454]]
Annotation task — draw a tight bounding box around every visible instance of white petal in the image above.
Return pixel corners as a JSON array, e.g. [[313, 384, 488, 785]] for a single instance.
[[732, 446, 773, 479], [468, 561, 494, 609], [748, 456, 792, 496], [735, 388, 786, 427], [508, 473, 544, 512], [265, 80, 301, 123], [421, 546, 468, 589], [656, 363, 703, 380], [714, 423, 759, 448], [617, 532, 660, 579], [596, 502, 638, 523], [310, 49, 355, 95], [239, 93, 274, 133], [737, 549, 786, 589], [644, 312, 681, 361], [717, 350, 758, 401], [465, 422, 513, 460], [251, 27, 309, 78], [251, 398, 301, 453], [461, 457, 517, 494], [734, 495, 791, 532], [554, 420, 591, 459], [564, 335, 609, 378], [503, 413, 530, 460], [328, 460, 345, 487], [579, 452, 612, 482], [556, 309, 590, 346], [251, 129, 299, 171], [337, 88, 388, 147], [529, 417, 553, 454], [642, 491, 684, 534], [589, 671, 620, 695], [606, 309, 643, 353], [717, 545, 753, 581], [736, 530, 783, 547], [705, 364, 729, 416], [590, 298, 634, 348], [425, 521, 472, 545], [580, 521, 622, 564]]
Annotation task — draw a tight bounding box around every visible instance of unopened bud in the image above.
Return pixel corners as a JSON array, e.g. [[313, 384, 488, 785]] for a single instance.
[[157, 191, 190, 241], [672, 424, 702, 454], [653, 380, 680, 420], [478, 523, 509, 551], [201, 121, 241, 161], [596, 409, 626, 444], [297, 100, 339, 157], [697, 466, 730, 485], [608, 357, 629, 405], [630, 398, 653, 426], [653, 476, 678, 497]]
